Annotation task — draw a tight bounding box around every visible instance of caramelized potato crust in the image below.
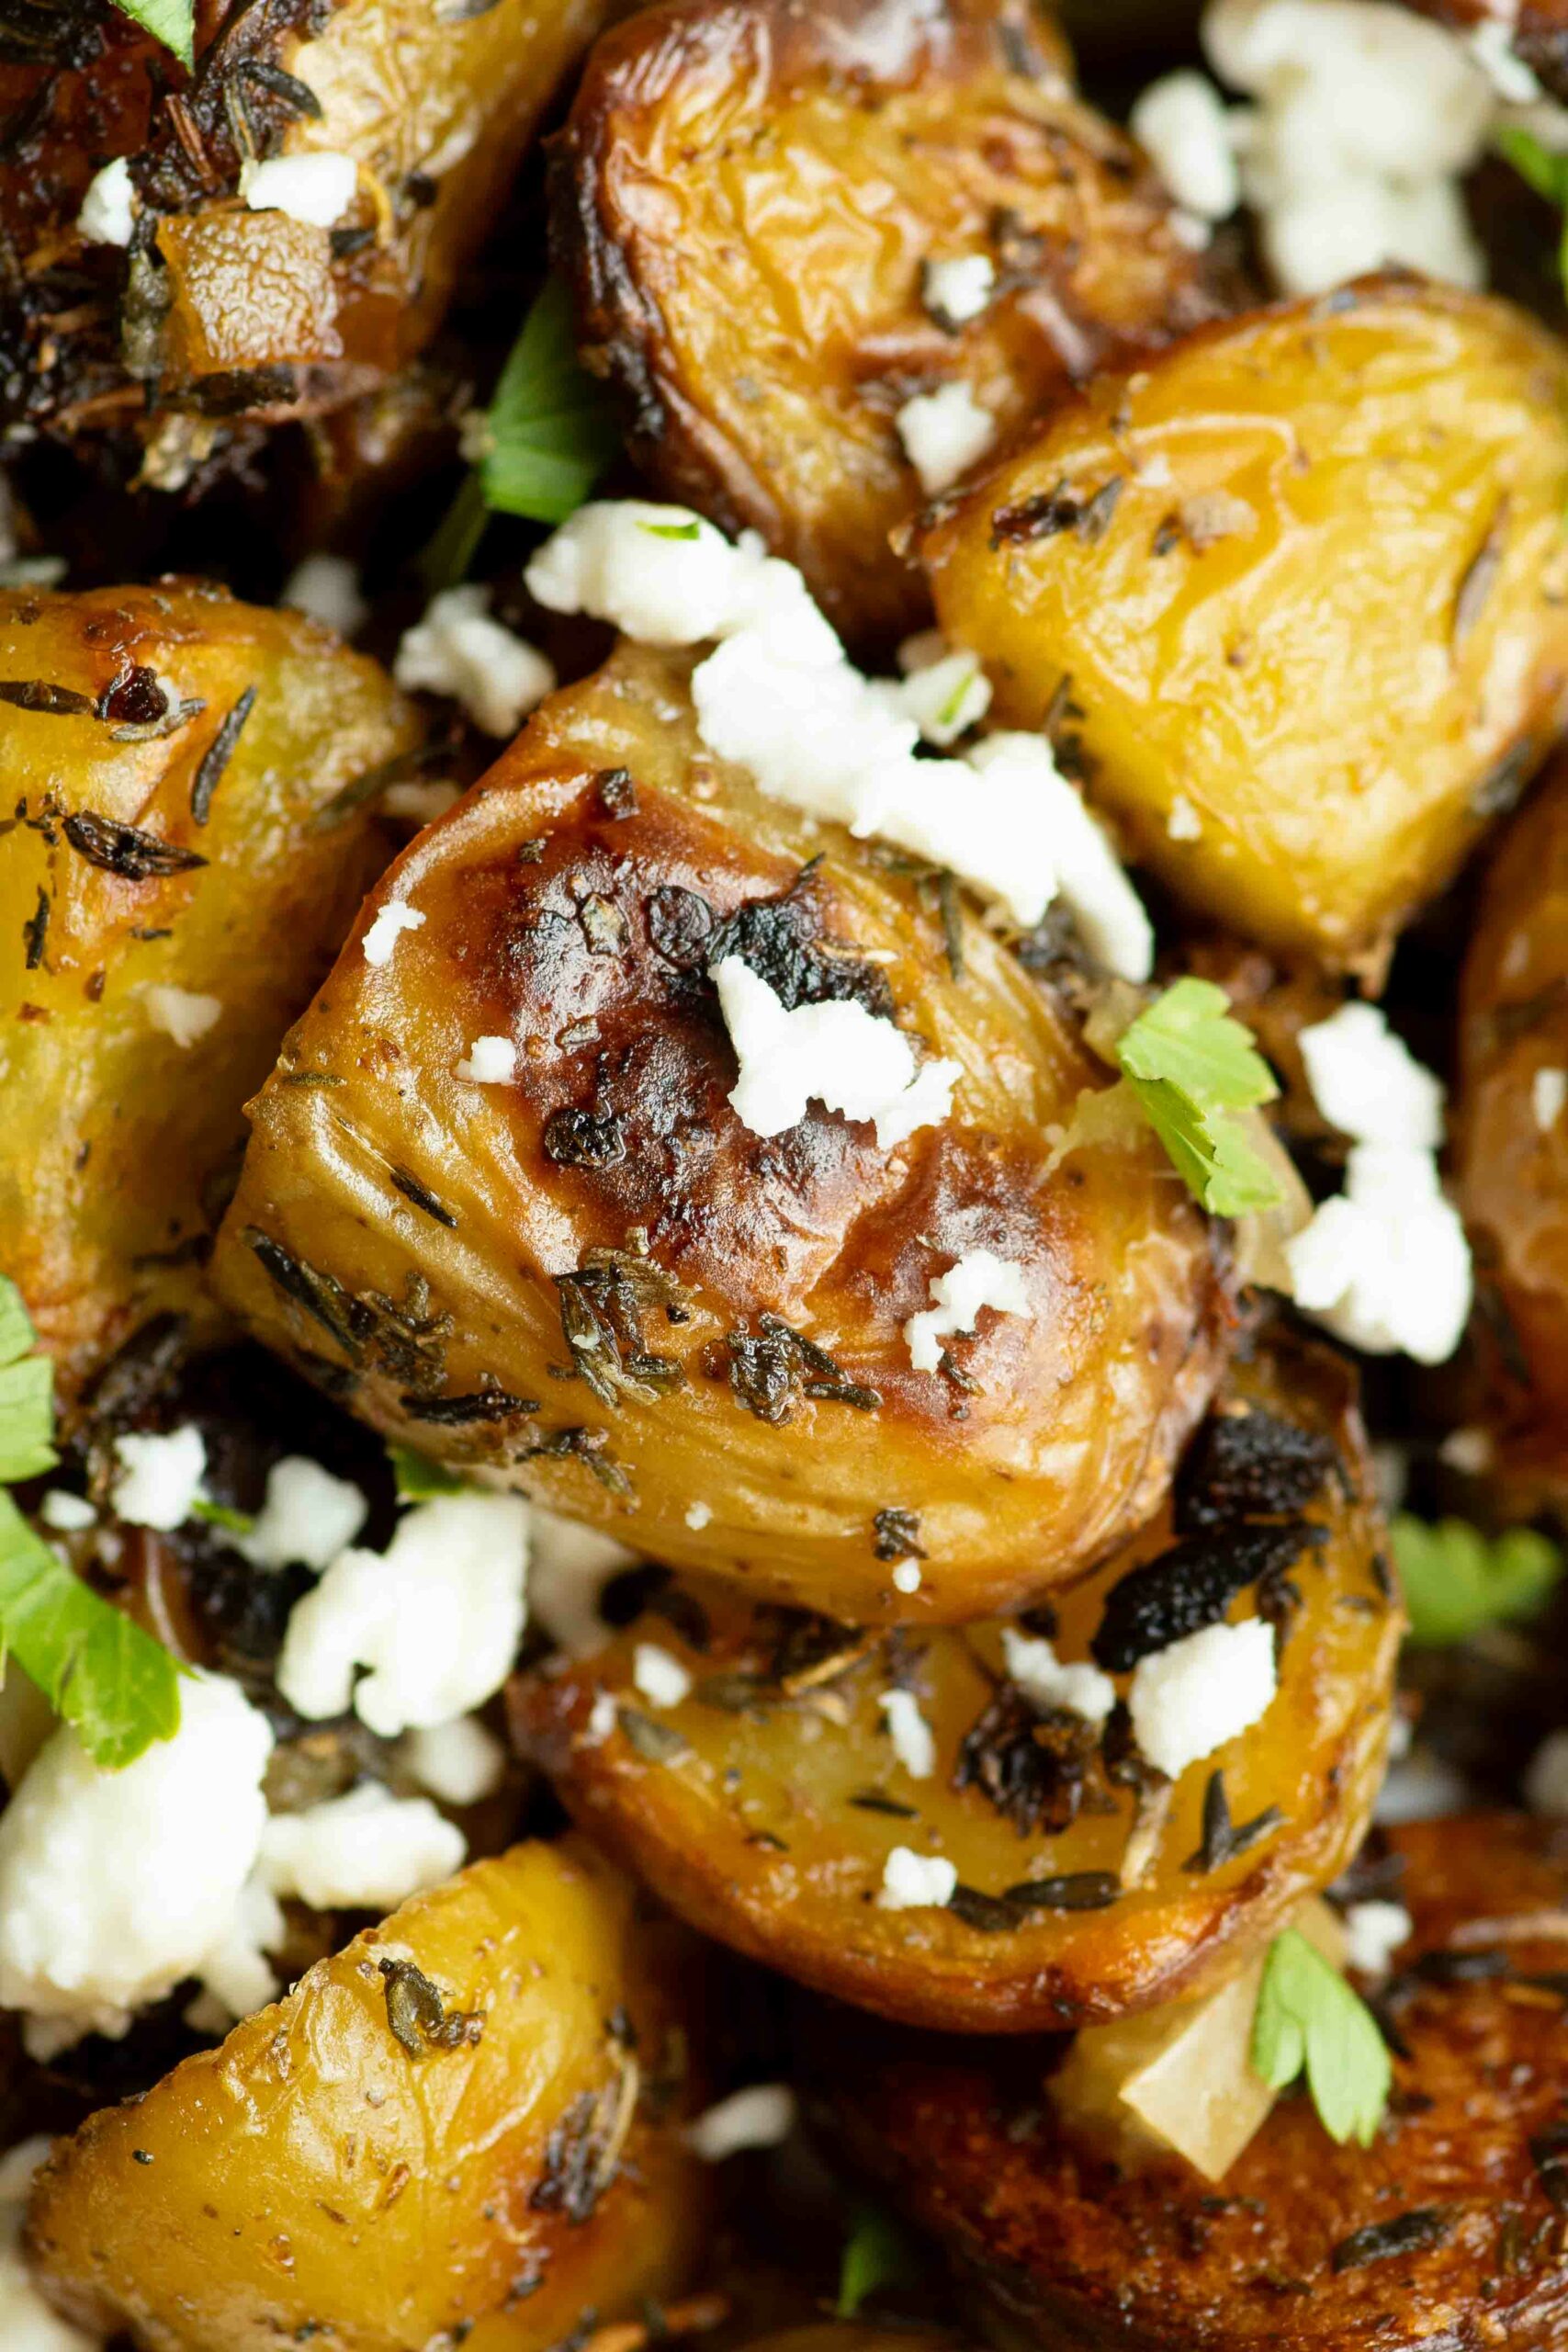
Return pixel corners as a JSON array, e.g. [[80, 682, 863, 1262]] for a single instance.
[[553, 0, 1223, 645], [213, 640, 1233, 1623], [0, 582, 419, 1410], [818, 1813, 1568, 2349], [920, 278, 1568, 967], [513, 1335, 1399, 2031], [27, 1839, 711, 2352]]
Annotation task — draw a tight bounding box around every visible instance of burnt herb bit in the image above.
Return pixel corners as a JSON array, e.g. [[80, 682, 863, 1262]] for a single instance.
[[0, 680, 94, 717], [1329, 2208, 1454, 2274], [760, 1606, 871, 1694], [189, 684, 258, 825], [727, 1314, 881, 1425], [1174, 1405, 1337, 1534], [400, 1387, 538, 1425], [873, 1508, 925, 1563], [1183, 1770, 1284, 1873], [558, 1250, 684, 1407], [378, 1958, 482, 2057], [991, 476, 1122, 548], [243, 1228, 364, 1358], [22, 886, 47, 970], [389, 1165, 458, 1228], [529, 2049, 638, 2222], [543, 1106, 627, 1169], [707, 873, 894, 1019], [62, 808, 209, 881], [616, 1704, 691, 1763], [954, 1682, 1104, 1837], [595, 766, 637, 819], [947, 1883, 1021, 1933], [523, 1423, 631, 1495], [1002, 1870, 1121, 1913], [1090, 1520, 1325, 1673], [1530, 2121, 1568, 2211]]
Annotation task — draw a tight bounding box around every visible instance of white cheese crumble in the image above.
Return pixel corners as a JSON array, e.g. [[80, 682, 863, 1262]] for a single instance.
[[109, 1423, 207, 1530], [964, 736, 1155, 978], [143, 985, 222, 1049], [0, 2136, 98, 2351], [281, 552, 367, 637], [241, 151, 358, 228], [921, 252, 997, 329], [904, 1248, 1032, 1373], [1284, 1142, 1472, 1364], [1131, 68, 1241, 220], [879, 1688, 936, 1780], [76, 154, 136, 248], [712, 955, 959, 1148], [382, 779, 461, 825], [684, 1500, 713, 1531], [1341, 1898, 1412, 1979], [631, 1643, 693, 1709], [236, 1454, 367, 1572], [885, 638, 993, 747], [890, 1559, 922, 1594], [455, 1034, 516, 1084], [1167, 794, 1203, 842], [401, 1713, 506, 1806], [526, 1509, 638, 1656], [1297, 1001, 1443, 1150], [258, 1783, 465, 1912], [1438, 1424, 1493, 1476], [362, 898, 425, 967], [1533, 1066, 1568, 1132], [1127, 1617, 1277, 1780], [1468, 14, 1543, 100], [1525, 1726, 1568, 1815], [394, 584, 555, 739], [193, 1874, 286, 2025], [684, 2084, 797, 2161], [0, 1674, 272, 2046], [38, 1490, 94, 1532], [1000, 1627, 1116, 1725], [276, 1492, 528, 1737], [526, 503, 817, 651], [895, 381, 998, 495], [877, 1847, 958, 1910]]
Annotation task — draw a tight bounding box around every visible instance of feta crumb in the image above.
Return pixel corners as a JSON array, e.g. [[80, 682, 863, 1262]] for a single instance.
[[713, 955, 959, 1148], [401, 1713, 506, 1806], [885, 643, 993, 746], [1438, 1424, 1493, 1476], [362, 898, 425, 967], [1533, 1066, 1567, 1132], [455, 1034, 516, 1084], [143, 985, 222, 1049], [277, 1492, 528, 1737], [0, 2136, 96, 2350], [1128, 1617, 1277, 1779], [235, 1455, 368, 1573], [685, 2084, 797, 2160], [1167, 795, 1203, 842], [393, 584, 555, 739], [1131, 69, 1240, 219], [109, 1423, 207, 1530], [905, 1248, 1032, 1373], [0, 1674, 272, 2044], [684, 1500, 713, 1532], [281, 552, 367, 638], [194, 1874, 285, 2024], [526, 1509, 639, 1656], [76, 154, 136, 247], [877, 1846, 958, 1910], [525, 502, 828, 652], [241, 151, 358, 228], [1297, 1001, 1444, 1150], [1525, 1726, 1568, 1815], [1000, 1626, 1116, 1725], [583, 1689, 618, 1746], [891, 1559, 922, 1594], [1468, 15, 1541, 98], [880, 1688, 936, 1779], [39, 1490, 95, 1532], [1283, 1141, 1472, 1363], [921, 252, 997, 329], [1341, 1898, 1412, 1979], [259, 1783, 465, 1912], [381, 779, 461, 824], [964, 736, 1155, 979], [632, 1643, 693, 1709], [895, 381, 997, 496]]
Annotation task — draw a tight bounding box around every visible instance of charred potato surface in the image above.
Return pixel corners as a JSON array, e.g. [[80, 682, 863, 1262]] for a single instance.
[[554, 0, 1221, 646], [27, 1838, 711, 2352], [0, 582, 419, 1411], [213, 639, 1232, 1623], [820, 1813, 1568, 2350], [921, 279, 1568, 967], [513, 1336, 1399, 2031]]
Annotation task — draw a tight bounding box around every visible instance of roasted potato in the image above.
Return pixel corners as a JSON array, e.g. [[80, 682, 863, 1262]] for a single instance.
[[0, 582, 420, 1411], [553, 0, 1224, 646], [513, 1333, 1399, 2031], [920, 278, 1568, 969], [212, 638, 1234, 1623], [26, 1838, 711, 2352], [818, 1813, 1568, 2349]]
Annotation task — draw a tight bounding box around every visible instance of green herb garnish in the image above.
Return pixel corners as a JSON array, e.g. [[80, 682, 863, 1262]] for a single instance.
[[1390, 1511, 1562, 1646], [479, 275, 622, 526], [388, 1442, 464, 1501], [0, 1277, 57, 1483], [1250, 1927, 1391, 2148], [836, 2203, 922, 2318], [1114, 977, 1282, 1216], [189, 1497, 256, 1536], [110, 0, 194, 67], [1495, 127, 1568, 296], [637, 518, 702, 541]]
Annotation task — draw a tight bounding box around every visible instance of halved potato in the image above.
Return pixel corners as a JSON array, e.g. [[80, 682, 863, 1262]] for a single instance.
[[920, 278, 1568, 969], [26, 1838, 711, 2352], [513, 1334, 1399, 2030], [818, 1813, 1568, 2348], [211, 638, 1233, 1624], [553, 0, 1224, 645], [0, 582, 420, 1412]]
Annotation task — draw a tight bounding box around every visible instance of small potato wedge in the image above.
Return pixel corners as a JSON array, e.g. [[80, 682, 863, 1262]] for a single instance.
[[920, 278, 1568, 968], [553, 0, 1223, 646], [211, 639, 1232, 1624], [513, 1334, 1400, 2031], [26, 1838, 711, 2352], [0, 582, 420, 1413], [818, 1813, 1568, 2349]]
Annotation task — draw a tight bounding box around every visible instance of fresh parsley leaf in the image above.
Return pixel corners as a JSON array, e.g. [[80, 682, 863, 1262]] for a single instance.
[[1390, 1512, 1562, 1646], [388, 1442, 464, 1501], [479, 276, 623, 526], [1114, 978, 1282, 1216], [638, 519, 701, 540], [109, 0, 194, 68], [1250, 1927, 1391, 2148], [0, 1275, 57, 1483], [836, 2204, 922, 2318], [0, 1493, 182, 1770], [1495, 128, 1568, 297], [189, 1497, 256, 1536]]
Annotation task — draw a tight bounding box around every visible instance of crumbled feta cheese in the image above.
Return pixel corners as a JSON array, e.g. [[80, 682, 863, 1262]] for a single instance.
[[235, 1455, 367, 1573], [393, 584, 555, 739], [921, 252, 997, 329], [362, 898, 424, 967], [38, 1490, 94, 1532], [143, 986, 222, 1049], [632, 1643, 693, 1709], [277, 1492, 528, 1736], [0, 2137, 96, 2350], [713, 955, 959, 1148], [583, 1689, 618, 1746], [1438, 1424, 1493, 1476], [1468, 14, 1541, 99], [964, 736, 1155, 978], [1168, 205, 1215, 249], [890, 1559, 922, 1594], [401, 1714, 506, 1806], [194, 1874, 285, 2024], [381, 779, 461, 825], [1131, 69, 1240, 218], [1341, 1898, 1412, 1979], [258, 1783, 465, 1912], [0, 1674, 272, 2044], [877, 1847, 958, 1910], [526, 1509, 639, 1655], [684, 2084, 797, 2160], [885, 642, 993, 746], [525, 502, 829, 652], [455, 1034, 516, 1084], [1284, 1141, 1472, 1363], [895, 381, 998, 495], [1533, 1066, 1567, 1132], [1167, 795, 1203, 842], [1000, 1627, 1116, 1724], [905, 1249, 1032, 1373], [109, 1423, 207, 1531], [281, 552, 367, 637], [684, 1500, 713, 1532], [1297, 1001, 1444, 1150], [76, 155, 136, 248], [241, 151, 358, 228], [879, 1688, 936, 1779], [1128, 1617, 1277, 1779], [1525, 1726, 1568, 1815]]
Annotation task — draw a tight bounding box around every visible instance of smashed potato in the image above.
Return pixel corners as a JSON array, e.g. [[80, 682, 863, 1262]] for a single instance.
[[553, 0, 1223, 645], [513, 1335, 1399, 2030], [27, 1838, 711, 2352], [213, 639, 1233, 1624], [818, 1813, 1568, 2347], [0, 582, 419, 1413], [921, 278, 1568, 968]]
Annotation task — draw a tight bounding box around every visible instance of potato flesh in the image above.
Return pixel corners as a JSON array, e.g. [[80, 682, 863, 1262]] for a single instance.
[[920, 280, 1568, 967], [26, 1839, 710, 2352]]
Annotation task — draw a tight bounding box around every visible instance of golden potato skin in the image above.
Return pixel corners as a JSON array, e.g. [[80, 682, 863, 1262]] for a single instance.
[[553, 0, 1223, 645], [0, 582, 420, 1409], [213, 639, 1232, 1623], [27, 1839, 711, 2352], [513, 1334, 1398, 2031], [921, 279, 1568, 968], [818, 1814, 1568, 2349]]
